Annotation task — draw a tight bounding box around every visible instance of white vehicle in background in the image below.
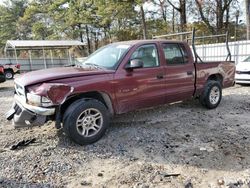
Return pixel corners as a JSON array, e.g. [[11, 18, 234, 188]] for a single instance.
[[235, 56, 250, 84]]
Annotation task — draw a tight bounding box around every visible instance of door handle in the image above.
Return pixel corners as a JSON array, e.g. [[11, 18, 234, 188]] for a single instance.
[[187, 71, 193, 75], [156, 73, 164, 79]]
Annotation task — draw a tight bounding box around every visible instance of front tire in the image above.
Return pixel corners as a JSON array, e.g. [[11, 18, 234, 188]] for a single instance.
[[63, 99, 110, 145], [199, 80, 222, 109]]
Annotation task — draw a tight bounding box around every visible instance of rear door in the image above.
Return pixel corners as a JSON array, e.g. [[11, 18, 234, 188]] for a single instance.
[[161, 43, 195, 102], [114, 43, 166, 113]]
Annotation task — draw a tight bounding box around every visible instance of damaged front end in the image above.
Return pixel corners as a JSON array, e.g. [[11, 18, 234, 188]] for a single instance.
[[6, 81, 73, 128]]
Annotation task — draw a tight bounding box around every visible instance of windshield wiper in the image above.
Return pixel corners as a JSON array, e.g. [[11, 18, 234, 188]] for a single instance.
[[64, 63, 76, 67], [84, 63, 105, 70]]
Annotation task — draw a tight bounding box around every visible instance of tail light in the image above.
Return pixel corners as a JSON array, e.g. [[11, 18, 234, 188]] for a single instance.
[[0, 66, 4, 73], [16, 64, 21, 69]]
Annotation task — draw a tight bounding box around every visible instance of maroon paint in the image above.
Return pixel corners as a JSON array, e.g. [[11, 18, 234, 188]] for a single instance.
[[15, 40, 235, 115]]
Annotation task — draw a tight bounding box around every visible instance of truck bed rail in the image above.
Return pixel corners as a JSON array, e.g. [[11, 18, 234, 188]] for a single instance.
[[153, 28, 232, 63]]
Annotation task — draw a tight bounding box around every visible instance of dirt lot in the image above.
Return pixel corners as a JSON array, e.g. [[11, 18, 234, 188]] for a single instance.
[[0, 79, 250, 188]]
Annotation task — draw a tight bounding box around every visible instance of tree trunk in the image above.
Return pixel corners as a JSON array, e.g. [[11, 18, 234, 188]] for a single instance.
[[179, 0, 186, 32], [195, 0, 216, 34], [159, 0, 167, 22], [167, 0, 186, 32], [246, 0, 250, 40], [140, 5, 147, 39], [172, 7, 175, 33], [78, 24, 83, 43], [225, 6, 230, 31], [216, 0, 223, 34], [94, 31, 99, 50], [85, 25, 91, 55]]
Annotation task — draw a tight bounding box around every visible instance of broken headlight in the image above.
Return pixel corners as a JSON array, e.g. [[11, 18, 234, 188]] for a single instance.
[[27, 93, 53, 107], [41, 96, 53, 107]]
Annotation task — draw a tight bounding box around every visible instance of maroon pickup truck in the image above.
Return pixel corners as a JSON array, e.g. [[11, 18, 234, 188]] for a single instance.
[[6, 37, 235, 145]]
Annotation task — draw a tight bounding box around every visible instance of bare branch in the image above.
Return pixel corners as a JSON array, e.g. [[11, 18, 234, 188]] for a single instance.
[[167, 0, 181, 11]]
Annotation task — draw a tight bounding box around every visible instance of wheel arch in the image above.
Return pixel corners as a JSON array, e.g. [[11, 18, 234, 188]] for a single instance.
[[4, 68, 14, 73], [207, 73, 223, 85], [60, 91, 114, 118]]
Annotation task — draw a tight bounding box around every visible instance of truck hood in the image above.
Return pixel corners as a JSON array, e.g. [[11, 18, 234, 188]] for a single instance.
[[16, 67, 114, 86], [236, 62, 250, 71]]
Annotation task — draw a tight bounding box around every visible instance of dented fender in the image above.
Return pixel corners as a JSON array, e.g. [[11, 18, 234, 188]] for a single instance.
[[28, 83, 74, 105]]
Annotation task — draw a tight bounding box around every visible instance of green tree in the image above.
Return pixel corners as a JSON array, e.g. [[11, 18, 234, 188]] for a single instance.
[[0, 0, 28, 52]]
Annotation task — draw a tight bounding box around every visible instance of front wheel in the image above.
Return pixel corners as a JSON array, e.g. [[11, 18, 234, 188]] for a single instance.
[[199, 80, 222, 109], [63, 99, 110, 145], [4, 70, 14, 79]]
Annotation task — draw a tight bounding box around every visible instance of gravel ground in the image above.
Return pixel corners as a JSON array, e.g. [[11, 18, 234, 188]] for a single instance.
[[0, 79, 250, 188]]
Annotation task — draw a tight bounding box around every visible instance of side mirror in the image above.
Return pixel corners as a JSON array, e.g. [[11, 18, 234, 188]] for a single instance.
[[125, 59, 143, 70]]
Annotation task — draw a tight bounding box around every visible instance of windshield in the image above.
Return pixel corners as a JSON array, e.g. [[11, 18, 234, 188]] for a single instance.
[[83, 44, 131, 70], [243, 56, 250, 62]]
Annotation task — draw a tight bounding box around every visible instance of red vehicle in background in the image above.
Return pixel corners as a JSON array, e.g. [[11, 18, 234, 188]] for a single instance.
[[3, 63, 20, 79], [0, 65, 6, 83]]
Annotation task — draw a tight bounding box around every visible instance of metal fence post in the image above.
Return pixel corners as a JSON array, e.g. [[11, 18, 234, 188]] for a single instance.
[[28, 50, 32, 71], [43, 47, 47, 69]]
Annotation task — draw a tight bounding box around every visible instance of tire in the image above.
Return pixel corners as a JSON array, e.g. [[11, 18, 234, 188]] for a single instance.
[[199, 80, 222, 109], [63, 99, 110, 145], [4, 70, 14, 79]]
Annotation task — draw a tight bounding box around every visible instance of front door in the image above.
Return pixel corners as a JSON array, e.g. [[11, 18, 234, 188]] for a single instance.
[[114, 44, 166, 114]]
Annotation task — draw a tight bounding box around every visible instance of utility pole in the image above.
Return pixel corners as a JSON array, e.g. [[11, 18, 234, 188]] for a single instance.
[[235, 10, 239, 41], [246, 0, 250, 40]]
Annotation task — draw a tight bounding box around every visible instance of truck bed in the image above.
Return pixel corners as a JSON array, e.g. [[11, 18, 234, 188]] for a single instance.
[[195, 61, 235, 95]]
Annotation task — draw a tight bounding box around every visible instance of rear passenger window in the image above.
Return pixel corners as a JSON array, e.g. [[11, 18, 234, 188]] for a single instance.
[[162, 43, 186, 65]]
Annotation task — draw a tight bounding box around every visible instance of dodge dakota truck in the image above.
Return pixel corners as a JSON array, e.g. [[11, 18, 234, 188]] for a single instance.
[[6, 31, 235, 145]]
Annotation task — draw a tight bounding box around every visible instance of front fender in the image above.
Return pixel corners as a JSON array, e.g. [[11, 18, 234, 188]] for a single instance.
[[28, 83, 74, 105]]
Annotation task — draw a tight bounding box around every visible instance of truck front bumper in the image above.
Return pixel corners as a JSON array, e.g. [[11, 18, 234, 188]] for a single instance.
[[6, 94, 56, 128]]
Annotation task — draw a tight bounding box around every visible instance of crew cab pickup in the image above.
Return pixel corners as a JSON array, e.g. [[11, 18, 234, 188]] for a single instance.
[[6, 38, 235, 145]]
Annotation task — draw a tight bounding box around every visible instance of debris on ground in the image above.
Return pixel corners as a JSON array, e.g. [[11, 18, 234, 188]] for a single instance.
[[9, 138, 36, 150]]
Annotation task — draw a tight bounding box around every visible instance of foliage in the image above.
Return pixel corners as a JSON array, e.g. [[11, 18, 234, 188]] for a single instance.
[[0, 0, 244, 56]]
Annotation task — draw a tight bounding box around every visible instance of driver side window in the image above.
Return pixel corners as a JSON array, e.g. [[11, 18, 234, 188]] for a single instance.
[[130, 44, 159, 68]]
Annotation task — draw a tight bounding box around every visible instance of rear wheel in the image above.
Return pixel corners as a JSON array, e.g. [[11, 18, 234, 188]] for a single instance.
[[199, 80, 222, 109], [63, 99, 110, 145], [4, 70, 14, 79]]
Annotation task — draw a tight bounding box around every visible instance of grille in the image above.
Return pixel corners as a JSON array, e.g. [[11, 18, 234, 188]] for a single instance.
[[15, 82, 26, 101]]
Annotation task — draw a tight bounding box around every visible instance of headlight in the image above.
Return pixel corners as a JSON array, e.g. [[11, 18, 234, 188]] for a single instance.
[[27, 93, 41, 106], [41, 96, 53, 107], [27, 93, 53, 107]]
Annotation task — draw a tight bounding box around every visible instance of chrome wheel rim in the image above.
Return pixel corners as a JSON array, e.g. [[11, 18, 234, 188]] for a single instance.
[[76, 108, 103, 137], [209, 86, 220, 105], [5, 72, 12, 79]]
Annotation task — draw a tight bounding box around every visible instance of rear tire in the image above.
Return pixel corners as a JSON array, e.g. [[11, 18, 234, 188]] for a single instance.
[[199, 80, 222, 109], [63, 99, 110, 145], [4, 70, 14, 79]]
